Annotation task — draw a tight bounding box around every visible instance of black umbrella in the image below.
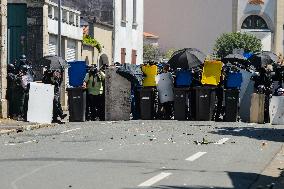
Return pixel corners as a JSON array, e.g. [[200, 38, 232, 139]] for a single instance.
[[222, 54, 248, 64], [248, 51, 277, 69], [168, 48, 206, 70], [39, 56, 69, 71]]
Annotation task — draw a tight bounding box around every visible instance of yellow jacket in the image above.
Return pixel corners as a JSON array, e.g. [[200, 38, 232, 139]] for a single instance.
[[141, 64, 158, 87]]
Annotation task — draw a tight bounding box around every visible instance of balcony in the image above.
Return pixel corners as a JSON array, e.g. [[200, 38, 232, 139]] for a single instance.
[[47, 2, 83, 40]]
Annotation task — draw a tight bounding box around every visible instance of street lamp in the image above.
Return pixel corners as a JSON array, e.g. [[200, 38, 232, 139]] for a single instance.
[[58, 0, 62, 57]]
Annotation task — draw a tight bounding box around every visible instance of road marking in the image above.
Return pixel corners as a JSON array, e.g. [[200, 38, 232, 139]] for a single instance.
[[60, 128, 81, 134], [233, 128, 243, 132], [186, 152, 207, 162], [215, 138, 230, 145], [138, 172, 172, 187], [5, 140, 38, 146]]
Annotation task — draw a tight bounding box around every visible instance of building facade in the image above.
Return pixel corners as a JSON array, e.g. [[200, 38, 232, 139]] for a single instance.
[[113, 0, 143, 65], [7, 0, 83, 66], [234, 0, 284, 54], [144, 0, 284, 55], [58, 0, 144, 65], [47, 1, 83, 62]]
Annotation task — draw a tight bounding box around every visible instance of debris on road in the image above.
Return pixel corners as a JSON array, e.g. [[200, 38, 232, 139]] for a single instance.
[[194, 138, 214, 145]]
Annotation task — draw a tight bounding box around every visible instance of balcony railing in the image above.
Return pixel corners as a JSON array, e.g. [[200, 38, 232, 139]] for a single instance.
[[47, 1, 80, 27]]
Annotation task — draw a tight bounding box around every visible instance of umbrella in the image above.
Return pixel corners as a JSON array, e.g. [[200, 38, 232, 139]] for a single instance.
[[39, 56, 69, 71], [248, 51, 277, 69], [222, 54, 248, 63], [167, 48, 206, 70]]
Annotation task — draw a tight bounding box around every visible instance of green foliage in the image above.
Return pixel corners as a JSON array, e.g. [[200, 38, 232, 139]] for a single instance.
[[163, 48, 177, 60], [143, 44, 160, 62], [213, 32, 262, 58], [83, 35, 102, 53]]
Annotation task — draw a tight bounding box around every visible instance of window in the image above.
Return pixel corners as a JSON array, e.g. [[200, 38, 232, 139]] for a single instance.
[[122, 0, 126, 21], [48, 6, 53, 19], [131, 49, 137, 64], [241, 15, 268, 30], [121, 48, 126, 64], [133, 0, 137, 24]]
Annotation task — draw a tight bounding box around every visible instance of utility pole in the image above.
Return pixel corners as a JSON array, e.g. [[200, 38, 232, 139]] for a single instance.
[[58, 0, 62, 57]]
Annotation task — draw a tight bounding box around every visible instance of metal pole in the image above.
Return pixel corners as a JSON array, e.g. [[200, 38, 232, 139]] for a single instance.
[[58, 0, 62, 57]]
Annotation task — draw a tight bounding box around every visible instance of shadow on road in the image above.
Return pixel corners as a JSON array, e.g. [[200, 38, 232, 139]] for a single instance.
[[128, 171, 283, 189], [210, 127, 284, 143]]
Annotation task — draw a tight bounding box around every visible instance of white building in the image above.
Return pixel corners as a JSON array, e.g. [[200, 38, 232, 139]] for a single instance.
[[144, 0, 284, 55], [47, 1, 83, 62], [113, 0, 144, 65]]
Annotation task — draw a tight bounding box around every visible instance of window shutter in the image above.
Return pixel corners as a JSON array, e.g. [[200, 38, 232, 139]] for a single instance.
[[133, 0, 137, 23], [131, 49, 137, 64], [122, 0, 126, 21], [121, 48, 126, 64]]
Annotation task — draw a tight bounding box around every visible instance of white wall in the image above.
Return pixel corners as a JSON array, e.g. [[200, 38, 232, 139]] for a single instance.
[[237, 0, 276, 31], [144, 0, 233, 55], [114, 0, 143, 64], [48, 18, 83, 40], [237, 0, 276, 52]]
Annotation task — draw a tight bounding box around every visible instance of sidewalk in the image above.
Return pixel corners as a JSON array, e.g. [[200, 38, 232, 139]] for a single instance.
[[0, 119, 53, 135], [251, 145, 284, 189]]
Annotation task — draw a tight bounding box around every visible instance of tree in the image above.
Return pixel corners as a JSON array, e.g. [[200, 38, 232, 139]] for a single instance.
[[213, 32, 262, 58], [163, 48, 177, 60], [143, 44, 160, 62]]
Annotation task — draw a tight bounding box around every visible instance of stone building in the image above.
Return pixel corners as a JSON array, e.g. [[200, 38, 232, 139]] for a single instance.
[[7, 0, 83, 71], [144, 0, 284, 55]]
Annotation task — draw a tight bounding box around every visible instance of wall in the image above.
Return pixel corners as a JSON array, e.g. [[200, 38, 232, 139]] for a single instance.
[[237, 0, 278, 52], [82, 45, 95, 65], [274, 0, 284, 55], [114, 0, 143, 64], [144, 37, 159, 46], [0, 0, 8, 118], [144, 0, 233, 55], [105, 67, 131, 121], [93, 23, 113, 64], [237, 0, 276, 31], [48, 18, 82, 40]]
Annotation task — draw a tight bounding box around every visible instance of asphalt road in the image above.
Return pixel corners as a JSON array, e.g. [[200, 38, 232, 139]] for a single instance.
[[0, 121, 283, 189]]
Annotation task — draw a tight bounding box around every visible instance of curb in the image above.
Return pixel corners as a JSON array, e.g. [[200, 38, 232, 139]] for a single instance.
[[250, 145, 284, 189], [0, 123, 54, 136]]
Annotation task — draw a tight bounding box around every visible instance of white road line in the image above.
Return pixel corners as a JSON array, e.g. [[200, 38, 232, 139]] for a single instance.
[[186, 152, 207, 162], [233, 128, 243, 132], [215, 138, 230, 145], [138, 172, 172, 187], [5, 140, 37, 146], [60, 128, 81, 134], [4, 143, 16, 146]]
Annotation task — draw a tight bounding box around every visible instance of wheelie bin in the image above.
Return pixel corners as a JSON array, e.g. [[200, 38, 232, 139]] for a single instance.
[[139, 87, 156, 120], [192, 86, 216, 121], [67, 87, 86, 122], [224, 89, 240, 122], [174, 88, 189, 120]]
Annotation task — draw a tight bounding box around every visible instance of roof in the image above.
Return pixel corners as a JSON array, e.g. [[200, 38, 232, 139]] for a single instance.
[[144, 32, 159, 39]]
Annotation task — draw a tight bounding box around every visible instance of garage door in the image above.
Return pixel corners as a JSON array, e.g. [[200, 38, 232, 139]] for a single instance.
[[66, 40, 77, 62], [48, 35, 57, 56]]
